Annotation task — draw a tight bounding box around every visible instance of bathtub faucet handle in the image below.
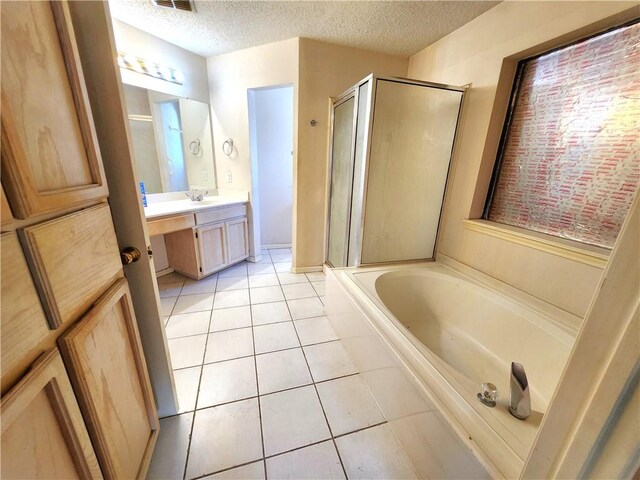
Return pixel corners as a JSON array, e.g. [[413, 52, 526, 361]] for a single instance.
[[477, 382, 497, 407]]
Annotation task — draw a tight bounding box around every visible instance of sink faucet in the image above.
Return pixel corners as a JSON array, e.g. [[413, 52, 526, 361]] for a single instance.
[[185, 190, 208, 202], [509, 362, 531, 420]]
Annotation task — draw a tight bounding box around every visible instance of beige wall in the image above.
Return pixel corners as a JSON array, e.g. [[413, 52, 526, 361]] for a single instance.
[[407, 1, 639, 317], [112, 19, 210, 103], [295, 39, 408, 269], [207, 38, 300, 258]]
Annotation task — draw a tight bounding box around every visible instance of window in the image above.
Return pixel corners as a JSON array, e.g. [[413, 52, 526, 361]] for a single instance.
[[484, 21, 639, 249]]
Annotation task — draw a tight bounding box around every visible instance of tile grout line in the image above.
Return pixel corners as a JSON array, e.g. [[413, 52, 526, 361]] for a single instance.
[[180, 280, 217, 480], [275, 269, 350, 480], [247, 284, 269, 480]]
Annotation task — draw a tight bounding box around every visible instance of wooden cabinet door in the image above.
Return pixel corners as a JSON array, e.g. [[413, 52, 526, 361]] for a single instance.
[[226, 217, 250, 264], [1, 349, 102, 479], [0, 1, 107, 219], [1, 233, 50, 395], [197, 222, 228, 275], [59, 279, 159, 480]]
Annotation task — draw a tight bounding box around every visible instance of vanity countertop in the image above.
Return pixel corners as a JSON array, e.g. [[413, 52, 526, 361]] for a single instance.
[[144, 197, 247, 220]]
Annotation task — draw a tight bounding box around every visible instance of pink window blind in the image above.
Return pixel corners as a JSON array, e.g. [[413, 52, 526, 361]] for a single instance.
[[487, 22, 639, 248]]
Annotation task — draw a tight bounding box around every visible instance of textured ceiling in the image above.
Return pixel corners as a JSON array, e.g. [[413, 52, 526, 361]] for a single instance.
[[109, 1, 500, 58]]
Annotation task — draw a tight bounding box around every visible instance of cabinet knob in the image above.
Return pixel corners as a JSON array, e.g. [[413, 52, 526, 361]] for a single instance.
[[120, 247, 141, 265]]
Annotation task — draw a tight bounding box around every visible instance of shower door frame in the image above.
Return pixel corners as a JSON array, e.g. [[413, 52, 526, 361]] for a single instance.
[[324, 87, 359, 268]]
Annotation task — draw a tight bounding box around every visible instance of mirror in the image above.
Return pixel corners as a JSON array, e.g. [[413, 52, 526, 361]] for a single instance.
[[123, 84, 216, 194]]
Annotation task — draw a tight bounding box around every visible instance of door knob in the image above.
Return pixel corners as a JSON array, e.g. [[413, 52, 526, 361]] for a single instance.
[[120, 247, 141, 265]]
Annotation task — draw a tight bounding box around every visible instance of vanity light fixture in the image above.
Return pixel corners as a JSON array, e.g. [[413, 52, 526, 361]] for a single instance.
[[117, 52, 184, 85]]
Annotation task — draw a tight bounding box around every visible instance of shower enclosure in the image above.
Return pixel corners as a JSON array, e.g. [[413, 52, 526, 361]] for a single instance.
[[326, 74, 465, 267]]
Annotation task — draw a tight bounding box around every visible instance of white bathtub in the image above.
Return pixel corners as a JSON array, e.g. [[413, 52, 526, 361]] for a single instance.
[[325, 262, 577, 479]]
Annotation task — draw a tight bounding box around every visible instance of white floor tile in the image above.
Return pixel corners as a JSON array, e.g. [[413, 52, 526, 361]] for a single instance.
[[205, 328, 254, 363], [173, 366, 201, 413], [269, 248, 291, 254], [273, 262, 292, 273], [157, 272, 187, 284], [198, 356, 257, 408], [277, 272, 309, 285], [248, 263, 276, 276], [287, 297, 325, 320], [158, 281, 184, 298], [216, 276, 249, 292], [147, 413, 193, 480], [186, 399, 263, 478], [311, 281, 326, 296], [256, 348, 312, 394], [218, 262, 248, 278], [270, 253, 291, 263], [389, 411, 490, 480], [317, 375, 385, 436], [250, 286, 284, 304], [294, 316, 338, 346], [214, 290, 250, 309], [305, 272, 326, 282], [173, 293, 214, 314], [210, 306, 252, 332], [336, 424, 417, 480], [160, 296, 178, 316], [251, 302, 291, 326], [304, 341, 358, 382], [248, 273, 280, 288], [181, 276, 217, 295], [207, 461, 265, 479], [361, 367, 434, 420], [282, 283, 317, 300], [253, 322, 300, 354], [168, 334, 207, 369], [260, 385, 331, 456], [165, 311, 211, 339], [266, 441, 345, 480]]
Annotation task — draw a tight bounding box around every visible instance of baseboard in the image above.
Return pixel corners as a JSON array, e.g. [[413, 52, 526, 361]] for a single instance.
[[247, 255, 263, 263], [262, 243, 292, 250], [291, 265, 324, 273], [155, 268, 174, 277]]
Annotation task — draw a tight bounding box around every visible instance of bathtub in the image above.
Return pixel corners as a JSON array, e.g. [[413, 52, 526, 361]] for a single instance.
[[325, 261, 577, 479]]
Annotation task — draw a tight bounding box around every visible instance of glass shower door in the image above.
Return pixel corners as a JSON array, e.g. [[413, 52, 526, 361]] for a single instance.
[[326, 95, 356, 267]]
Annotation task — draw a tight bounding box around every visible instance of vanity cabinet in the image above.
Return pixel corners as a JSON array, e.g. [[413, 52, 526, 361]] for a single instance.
[[164, 208, 249, 279]]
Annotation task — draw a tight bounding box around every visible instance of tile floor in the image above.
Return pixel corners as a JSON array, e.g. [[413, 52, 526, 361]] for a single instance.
[[148, 248, 483, 480]]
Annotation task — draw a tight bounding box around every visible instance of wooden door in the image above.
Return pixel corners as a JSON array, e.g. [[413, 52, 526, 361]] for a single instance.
[[226, 217, 249, 264], [0, 2, 160, 478], [1, 349, 102, 479], [0, 1, 108, 219], [198, 222, 228, 275], [59, 279, 159, 479]]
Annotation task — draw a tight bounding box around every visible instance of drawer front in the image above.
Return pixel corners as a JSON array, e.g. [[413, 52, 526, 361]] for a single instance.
[[20, 204, 123, 329], [195, 205, 246, 225], [147, 213, 195, 236]]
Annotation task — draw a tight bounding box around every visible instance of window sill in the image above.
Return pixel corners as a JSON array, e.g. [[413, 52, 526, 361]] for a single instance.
[[462, 219, 610, 269]]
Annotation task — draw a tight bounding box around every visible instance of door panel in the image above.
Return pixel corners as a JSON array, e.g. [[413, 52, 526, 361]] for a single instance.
[[327, 96, 356, 267], [21, 203, 123, 329], [1, 349, 102, 479], [198, 222, 228, 274], [59, 278, 159, 479], [1, 186, 13, 226], [0, 1, 107, 218], [1, 233, 50, 394], [226, 218, 249, 264]]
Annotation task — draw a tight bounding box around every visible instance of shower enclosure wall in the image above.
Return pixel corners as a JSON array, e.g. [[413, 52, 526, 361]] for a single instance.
[[326, 74, 465, 267]]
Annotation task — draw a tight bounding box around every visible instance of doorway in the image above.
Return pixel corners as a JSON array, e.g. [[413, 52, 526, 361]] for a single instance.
[[248, 85, 294, 253]]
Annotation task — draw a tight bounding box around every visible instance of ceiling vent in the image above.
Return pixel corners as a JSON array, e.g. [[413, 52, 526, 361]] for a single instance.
[[151, 0, 193, 12]]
